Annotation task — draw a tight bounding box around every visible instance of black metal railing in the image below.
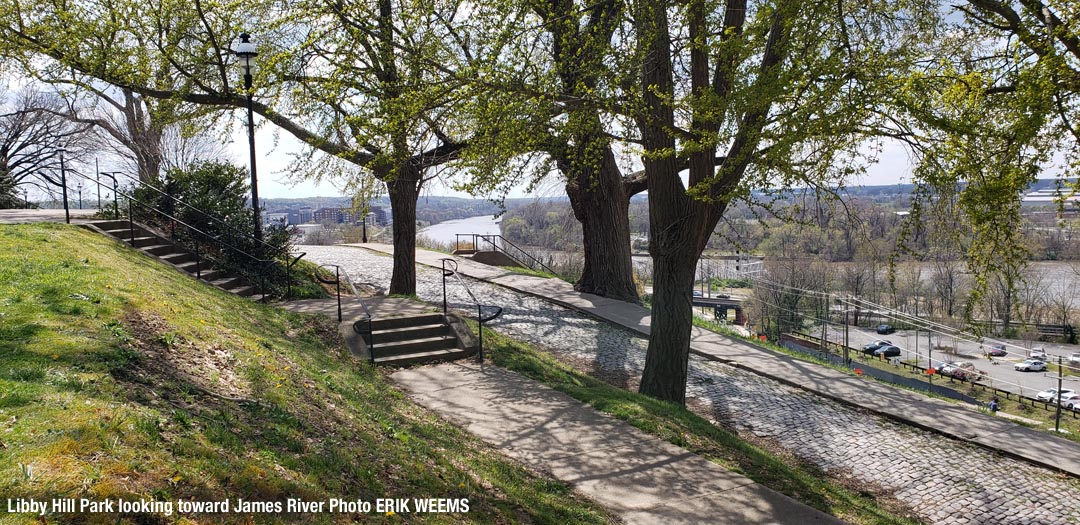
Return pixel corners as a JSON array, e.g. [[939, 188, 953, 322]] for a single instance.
[[441, 258, 503, 361], [63, 170, 295, 301], [453, 233, 557, 276], [309, 265, 374, 363], [111, 171, 285, 256]]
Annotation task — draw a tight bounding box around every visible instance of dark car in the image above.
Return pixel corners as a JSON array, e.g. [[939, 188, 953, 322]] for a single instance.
[[861, 340, 892, 354], [874, 345, 902, 358], [876, 324, 896, 335], [987, 344, 1008, 357]]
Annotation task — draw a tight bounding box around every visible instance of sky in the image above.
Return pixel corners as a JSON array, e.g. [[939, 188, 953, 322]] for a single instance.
[[229, 123, 920, 201]]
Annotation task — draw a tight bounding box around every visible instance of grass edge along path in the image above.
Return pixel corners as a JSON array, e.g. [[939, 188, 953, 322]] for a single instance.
[[0, 223, 615, 525], [479, 324, 925, 525]]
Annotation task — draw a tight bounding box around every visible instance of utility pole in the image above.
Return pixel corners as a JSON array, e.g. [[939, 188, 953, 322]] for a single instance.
[[821, 294, 829, 354], [1056, 355, 1064, 433], [928, 330, 933, 389], [844, 309, 850, 365]]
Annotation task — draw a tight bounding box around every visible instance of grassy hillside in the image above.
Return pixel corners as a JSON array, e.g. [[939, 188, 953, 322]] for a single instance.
[[0, 224, 613, 525]]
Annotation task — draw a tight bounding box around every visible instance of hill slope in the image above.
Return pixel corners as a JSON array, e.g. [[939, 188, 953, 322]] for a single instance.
[[0, 224, 612, 524]]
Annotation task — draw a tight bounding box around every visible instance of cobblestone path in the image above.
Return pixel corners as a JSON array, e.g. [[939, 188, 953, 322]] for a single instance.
[[303, 245, 1080, 525]]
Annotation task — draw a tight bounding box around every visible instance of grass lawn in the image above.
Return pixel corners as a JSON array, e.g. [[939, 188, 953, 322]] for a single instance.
[[0, 224, 614, 524]]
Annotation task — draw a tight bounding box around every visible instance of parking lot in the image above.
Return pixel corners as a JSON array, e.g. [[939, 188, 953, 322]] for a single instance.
[[823, 325, 1080, 399]]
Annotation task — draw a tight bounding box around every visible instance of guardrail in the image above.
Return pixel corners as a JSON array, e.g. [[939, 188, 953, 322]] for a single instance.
[[440, 258, 503, 361], [453, 233, 557, 276]]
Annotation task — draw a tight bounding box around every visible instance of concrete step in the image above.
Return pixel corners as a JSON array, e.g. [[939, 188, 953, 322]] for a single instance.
[[128, 236, 161, 248], [372, 336, 459, 358], [159, 251, 194, 264], [209, 276, 245, 289], [90, 220, 130, 230], [175, 260, 202, 273], [199, 269, 222, 282], [365, 323, 448, 345], [146, 244, 182, 256], [371, 313, 445, 331], [105, 227, 151, 239], [374, 348, 472, 367], [229, 285, 257, 297]]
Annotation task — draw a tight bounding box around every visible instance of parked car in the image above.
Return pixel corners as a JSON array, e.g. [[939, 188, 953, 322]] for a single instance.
[[938, 361, 964, 377], [938, 361, 983, 381], [874, 345, 902, 358], [986, 344, 1008, 357], [1014, 359, 1047, 372], [1036, 388, 1075, 402], [876, 324, 896, 335], [1059, 394, 1080, 410], [861, 340, 892, 353], [1069, 353, 1080, 365], [1030, 348, 1049, 361]]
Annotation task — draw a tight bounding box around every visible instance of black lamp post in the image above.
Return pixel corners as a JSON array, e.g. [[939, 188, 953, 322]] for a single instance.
[[58, 148, 70, 223], [100, 172, 120, 219], [22, 188, 28, 209], [77, 182, 84, 209], [234, 32, 262, 241]]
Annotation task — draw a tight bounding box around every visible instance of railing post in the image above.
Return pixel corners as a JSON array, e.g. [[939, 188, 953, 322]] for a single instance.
[[336, 266, 342, 323], [194, 241, 201, 280], [368, 319, 375, 364], [478, 304, 484, 363], [441, 259, 448, 313], [128, 201, 135, 244]]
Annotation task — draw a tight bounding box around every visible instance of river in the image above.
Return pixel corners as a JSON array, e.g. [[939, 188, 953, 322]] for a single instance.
[[418, 215, 502, 245]]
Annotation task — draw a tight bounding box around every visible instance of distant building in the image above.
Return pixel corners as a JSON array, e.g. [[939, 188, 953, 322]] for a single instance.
[[264, 212, 288, 226], [286, 207, 314, 224]]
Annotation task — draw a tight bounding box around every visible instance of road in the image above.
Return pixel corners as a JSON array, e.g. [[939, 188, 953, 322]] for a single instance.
[[822, 324, 1080, 399]]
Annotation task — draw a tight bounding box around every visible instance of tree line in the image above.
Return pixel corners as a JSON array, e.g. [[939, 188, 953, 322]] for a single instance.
[[1, 0, 1077, 404]]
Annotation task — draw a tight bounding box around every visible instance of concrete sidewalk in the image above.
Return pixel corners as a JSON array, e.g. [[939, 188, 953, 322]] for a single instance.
[[352, 243, 1080, 479], [393, 361, 844, 525]]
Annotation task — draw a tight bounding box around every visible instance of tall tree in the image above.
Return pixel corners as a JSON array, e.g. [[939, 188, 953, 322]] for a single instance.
[[0, 87, 95, 203], [629, 0, 930, 403], [0, 0, 468, 294]]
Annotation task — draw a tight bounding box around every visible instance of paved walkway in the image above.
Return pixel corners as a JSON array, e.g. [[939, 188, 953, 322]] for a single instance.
[[351, 243, 1080, 479], [0, 208, 99, 224], [303, 245, 1080, 524], [393, 361, 843, 525]]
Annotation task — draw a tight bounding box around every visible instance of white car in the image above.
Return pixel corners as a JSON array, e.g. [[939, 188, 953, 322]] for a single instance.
[[1059, 394, 1080, 410], [1068, 353, 1080, 365], [1030, 348, 1049, 361], [1014, 359, 1047, 372], [1036, 388, 1075, 402]]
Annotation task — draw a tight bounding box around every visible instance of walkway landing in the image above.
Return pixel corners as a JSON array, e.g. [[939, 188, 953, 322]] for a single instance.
[[393, 361, 843, 525], [0, 209, 99, 224], [351, 242, 1080, 479]]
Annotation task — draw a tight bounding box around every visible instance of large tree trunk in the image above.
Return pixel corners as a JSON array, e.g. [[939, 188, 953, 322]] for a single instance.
[[639, 250, 697, 404], [566, 147, 639, 303], [386, 165, 421, 295]]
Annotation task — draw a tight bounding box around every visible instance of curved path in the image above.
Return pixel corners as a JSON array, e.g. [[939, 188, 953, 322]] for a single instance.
[[300, 244, 1080, 525]]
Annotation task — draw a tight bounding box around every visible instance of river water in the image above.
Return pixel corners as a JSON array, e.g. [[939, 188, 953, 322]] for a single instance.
[[418, 215, 502, 245]]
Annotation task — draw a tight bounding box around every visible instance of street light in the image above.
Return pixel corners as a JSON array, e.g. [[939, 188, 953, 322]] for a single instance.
[[22, 187, 28, 209], [100, 172, 120, 219], [77, 181, 84, 210], [58, 148, 70, 223], [234, 32, 262, 242]]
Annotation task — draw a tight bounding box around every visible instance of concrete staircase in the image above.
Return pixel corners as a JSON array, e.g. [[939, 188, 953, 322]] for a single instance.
[[360, 313, 477, 366], [84, 220, 258, 298]]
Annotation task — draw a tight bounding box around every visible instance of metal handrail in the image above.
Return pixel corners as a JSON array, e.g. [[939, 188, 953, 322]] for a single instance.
[[440, 258, 503, 361], [110, 170, 284, 255], [313, 264, 375, 363], [456, 233, 557, 276], [65, 170, 281, 300]]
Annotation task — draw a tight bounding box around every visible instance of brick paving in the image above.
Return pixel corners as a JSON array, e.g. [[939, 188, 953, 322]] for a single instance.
[[301, 245, 1080, 525]]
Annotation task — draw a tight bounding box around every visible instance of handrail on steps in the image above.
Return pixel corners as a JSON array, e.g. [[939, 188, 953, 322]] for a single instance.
[[454, 233, 557, 277], [440, 258, 503, 362], [315, 264, 376, 363]]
